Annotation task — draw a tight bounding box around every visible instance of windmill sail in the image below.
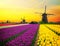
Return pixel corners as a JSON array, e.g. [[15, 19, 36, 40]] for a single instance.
[[45, 5, 46, 13]]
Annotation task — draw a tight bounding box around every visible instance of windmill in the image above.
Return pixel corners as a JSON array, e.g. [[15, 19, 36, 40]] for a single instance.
[[20, 17, 27, 24], [35, 6, 54, 23]]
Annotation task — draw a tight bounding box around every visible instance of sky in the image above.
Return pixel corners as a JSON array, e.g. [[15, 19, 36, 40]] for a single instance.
[[0, 0, 60, 22]]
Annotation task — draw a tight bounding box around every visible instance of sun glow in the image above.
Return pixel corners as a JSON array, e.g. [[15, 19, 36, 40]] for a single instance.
[[0, 0, 60, 22]]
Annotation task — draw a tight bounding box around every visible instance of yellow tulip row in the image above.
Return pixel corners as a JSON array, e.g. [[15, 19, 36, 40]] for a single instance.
[[34, 24, 60, 46], [46, 24, 60, 33]]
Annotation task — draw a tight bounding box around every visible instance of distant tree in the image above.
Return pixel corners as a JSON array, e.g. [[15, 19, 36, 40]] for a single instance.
[[29, 21, 38, 24], [56, 21, 60, 24]]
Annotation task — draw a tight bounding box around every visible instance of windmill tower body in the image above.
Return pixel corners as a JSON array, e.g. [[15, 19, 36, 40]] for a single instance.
[[42, 13, 48, 23], [22, 19, 26, 23]]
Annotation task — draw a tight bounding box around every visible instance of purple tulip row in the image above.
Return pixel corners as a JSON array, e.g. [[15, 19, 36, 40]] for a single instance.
[[0, 24, 32, 41], [5, 24, 39, 46]]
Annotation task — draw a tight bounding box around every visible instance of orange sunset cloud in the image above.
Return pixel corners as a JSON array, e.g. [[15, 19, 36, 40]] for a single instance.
[[48, 6, 60, 22]]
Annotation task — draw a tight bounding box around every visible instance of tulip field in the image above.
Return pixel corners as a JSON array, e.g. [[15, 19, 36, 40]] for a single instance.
[[35, 24, 60, 46], [0, 24, 60, 46]]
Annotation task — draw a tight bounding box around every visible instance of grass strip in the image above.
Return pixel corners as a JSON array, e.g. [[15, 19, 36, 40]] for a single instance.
[[31, 24, 40, 46], [45, 25, 60, 36]]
